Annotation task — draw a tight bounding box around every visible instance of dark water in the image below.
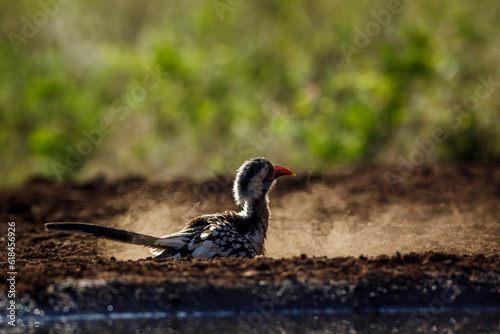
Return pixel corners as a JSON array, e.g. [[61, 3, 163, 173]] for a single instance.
[[7, 310, 500, 334]]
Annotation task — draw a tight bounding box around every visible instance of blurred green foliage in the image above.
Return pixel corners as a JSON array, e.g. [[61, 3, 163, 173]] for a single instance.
[[1, 0, 499, 187]]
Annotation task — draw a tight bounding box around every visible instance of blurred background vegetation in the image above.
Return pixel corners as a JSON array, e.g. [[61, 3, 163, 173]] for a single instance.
[[1, 0, 499, 188]]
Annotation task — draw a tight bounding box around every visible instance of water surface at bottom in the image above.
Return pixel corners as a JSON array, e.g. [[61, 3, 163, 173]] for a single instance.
[[11, 310, 500, 334]]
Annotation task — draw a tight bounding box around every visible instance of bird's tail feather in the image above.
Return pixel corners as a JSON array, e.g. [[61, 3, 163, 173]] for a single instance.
[[45, 222, 159, 247]]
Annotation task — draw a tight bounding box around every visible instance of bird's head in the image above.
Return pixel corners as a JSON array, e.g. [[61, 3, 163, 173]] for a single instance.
[[233, 157, 295, 206]]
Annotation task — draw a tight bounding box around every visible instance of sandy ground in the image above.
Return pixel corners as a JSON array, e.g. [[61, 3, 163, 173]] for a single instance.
[[0, 165, 499, 322]]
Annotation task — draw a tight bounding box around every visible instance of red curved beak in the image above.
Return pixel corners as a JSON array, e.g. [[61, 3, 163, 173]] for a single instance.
[[272, 165, 296, 179]]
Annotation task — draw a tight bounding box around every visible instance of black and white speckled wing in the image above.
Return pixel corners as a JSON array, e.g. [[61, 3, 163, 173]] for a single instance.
[[150, 226, 204, 258], [151, 220, 257, 259]]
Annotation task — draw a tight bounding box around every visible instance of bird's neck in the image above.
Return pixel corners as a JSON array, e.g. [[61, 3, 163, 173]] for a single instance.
[[239, 195, 270, 254], [242, 195, 269, 220]]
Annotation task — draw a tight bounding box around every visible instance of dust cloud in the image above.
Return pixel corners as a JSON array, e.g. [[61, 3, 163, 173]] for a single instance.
[[97, 196, 201, 261], [267, 184, 499, 258], [98, 168, 500, 260]]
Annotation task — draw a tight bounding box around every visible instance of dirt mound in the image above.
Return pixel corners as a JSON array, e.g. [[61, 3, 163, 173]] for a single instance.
[[0, 165, 499, 318]]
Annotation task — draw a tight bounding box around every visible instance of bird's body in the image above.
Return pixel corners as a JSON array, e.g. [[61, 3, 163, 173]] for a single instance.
[[45, 157, 294, 259], [152, 212, 259, 258]]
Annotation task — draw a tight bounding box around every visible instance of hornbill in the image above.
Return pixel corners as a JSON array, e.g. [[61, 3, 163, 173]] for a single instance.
[[45, 157, 295, 259]]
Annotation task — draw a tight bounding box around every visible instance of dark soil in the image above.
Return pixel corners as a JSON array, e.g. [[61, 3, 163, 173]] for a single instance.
[[0, 165, 499, 320]]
